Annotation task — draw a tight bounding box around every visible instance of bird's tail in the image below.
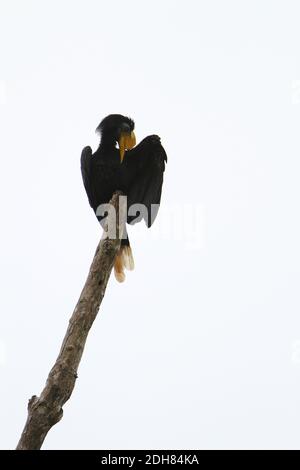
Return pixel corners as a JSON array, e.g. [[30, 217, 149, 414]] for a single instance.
[[114, 236, 135, 283]]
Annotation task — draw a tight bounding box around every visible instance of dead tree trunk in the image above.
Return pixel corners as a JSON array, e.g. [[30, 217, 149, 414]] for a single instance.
[[16, 192, 125, 450]]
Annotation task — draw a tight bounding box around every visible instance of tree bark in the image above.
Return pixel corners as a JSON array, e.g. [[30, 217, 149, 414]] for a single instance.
[[16, 192, 125, 450]]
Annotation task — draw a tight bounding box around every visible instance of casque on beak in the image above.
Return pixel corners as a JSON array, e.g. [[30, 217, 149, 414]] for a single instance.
[[118, 131, 136, 163]]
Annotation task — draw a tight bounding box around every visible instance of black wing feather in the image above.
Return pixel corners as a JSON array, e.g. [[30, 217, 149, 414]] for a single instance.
[[124, 136, 167, 227], [80, 146, 94, 208]]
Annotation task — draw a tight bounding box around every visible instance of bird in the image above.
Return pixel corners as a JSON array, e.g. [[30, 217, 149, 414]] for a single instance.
[[81, 114, 167, 282]]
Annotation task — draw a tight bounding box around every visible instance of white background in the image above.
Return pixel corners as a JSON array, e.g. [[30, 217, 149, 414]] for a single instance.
[[1, 0, 300, 450]]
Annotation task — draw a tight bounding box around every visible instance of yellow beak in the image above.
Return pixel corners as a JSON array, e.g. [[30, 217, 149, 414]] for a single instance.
[[118, 131, 136, 163]]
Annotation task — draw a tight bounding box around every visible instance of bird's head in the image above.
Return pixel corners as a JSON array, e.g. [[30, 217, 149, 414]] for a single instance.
[[96, 114, 136, 163]]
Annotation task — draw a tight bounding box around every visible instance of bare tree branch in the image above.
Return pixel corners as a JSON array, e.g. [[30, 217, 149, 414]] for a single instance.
[[16, 191, 125, 450]]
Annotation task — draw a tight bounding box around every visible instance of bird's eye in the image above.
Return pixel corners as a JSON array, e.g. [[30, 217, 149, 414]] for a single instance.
[[120, 123, 131, 133]]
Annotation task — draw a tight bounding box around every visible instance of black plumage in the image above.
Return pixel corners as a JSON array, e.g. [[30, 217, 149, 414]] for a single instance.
[[81, 114, 167, 282]]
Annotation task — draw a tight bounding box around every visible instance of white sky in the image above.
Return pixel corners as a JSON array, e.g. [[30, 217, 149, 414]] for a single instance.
[[1, 0, 300, 450]]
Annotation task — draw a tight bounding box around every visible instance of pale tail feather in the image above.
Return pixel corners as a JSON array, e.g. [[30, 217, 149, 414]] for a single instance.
[[114, 245, 134, 282]]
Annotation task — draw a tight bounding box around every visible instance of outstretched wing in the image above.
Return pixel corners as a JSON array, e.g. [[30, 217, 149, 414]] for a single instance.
[[80, 146, 94, 208], [123, 135, 167, 227]]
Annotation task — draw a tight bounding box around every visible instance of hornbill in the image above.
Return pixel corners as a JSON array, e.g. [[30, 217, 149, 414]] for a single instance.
[[81, 114, 167, 282]]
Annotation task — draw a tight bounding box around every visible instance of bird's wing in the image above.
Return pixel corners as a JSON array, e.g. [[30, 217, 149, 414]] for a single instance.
[[123, 135, 167, 227], [80, 146, 94, 208]]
